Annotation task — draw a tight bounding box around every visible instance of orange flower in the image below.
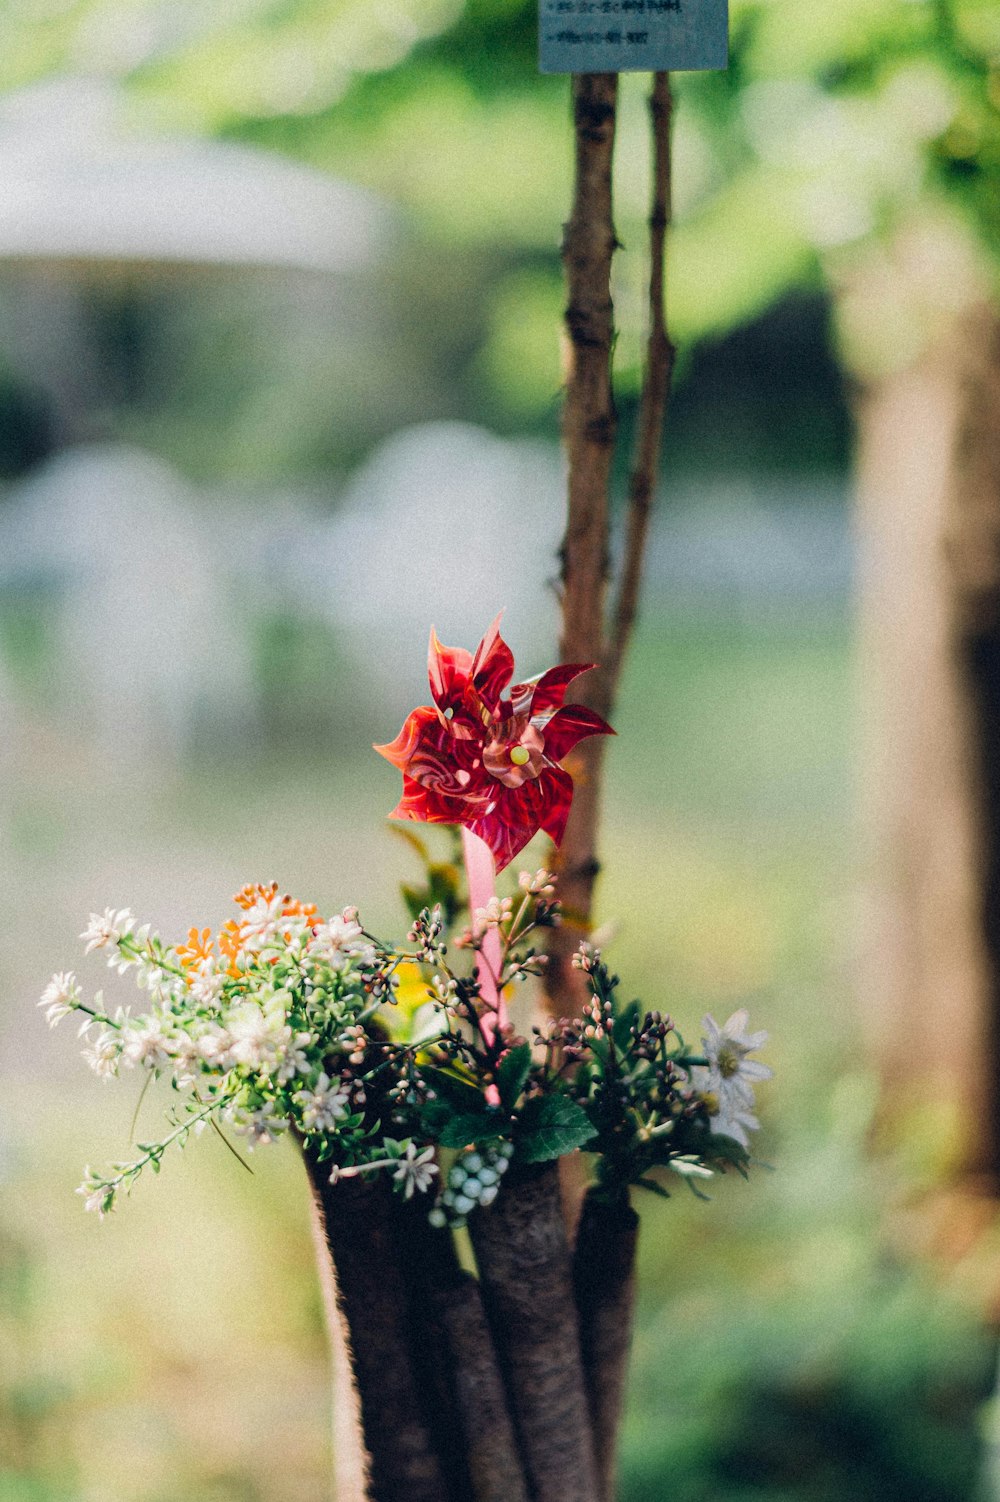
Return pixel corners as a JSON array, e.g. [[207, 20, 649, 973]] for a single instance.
[[217, 919, 245, 978], [280, 897, 320, 923], [177, 926, 214, 973], [233, 882, 279, 912]]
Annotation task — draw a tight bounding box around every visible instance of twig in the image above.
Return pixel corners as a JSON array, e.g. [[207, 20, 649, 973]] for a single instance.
[[572, 1189, 640, 1502], [606, 72, 675, 692], [547, 71, 620, 1015], [469, 1161, 599, 1502], [546, 71, 675, 1014]]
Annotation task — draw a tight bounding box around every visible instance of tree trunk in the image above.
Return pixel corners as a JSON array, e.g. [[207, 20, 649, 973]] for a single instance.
[[469, 1162, 599, 1502], [573, 1191, 639, 1502], [307, 1187, 370, 1501], [857, 301, 1000, 1191], [304, 1154, 449, 1502]]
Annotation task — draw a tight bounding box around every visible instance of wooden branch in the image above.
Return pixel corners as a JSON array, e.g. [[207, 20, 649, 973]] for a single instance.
[[393, 1199, 529, 1502], [547, 72, 675, 1017], [304, 1153, 448, 1502], [547, 71, 620, 1015], [469, 1162, 599, 1502], [606, 72, 675, 694], [572, 1189, 640, 1502]]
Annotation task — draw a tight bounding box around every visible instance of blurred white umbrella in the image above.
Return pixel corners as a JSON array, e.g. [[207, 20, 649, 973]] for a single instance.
[[0, 76, 393, 273]]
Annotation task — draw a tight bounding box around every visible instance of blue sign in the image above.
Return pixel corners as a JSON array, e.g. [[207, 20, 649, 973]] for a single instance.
[[540, 0, 728, 73]]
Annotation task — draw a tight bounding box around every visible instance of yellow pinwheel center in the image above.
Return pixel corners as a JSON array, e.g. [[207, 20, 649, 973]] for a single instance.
[[510, 745, 530, 766]]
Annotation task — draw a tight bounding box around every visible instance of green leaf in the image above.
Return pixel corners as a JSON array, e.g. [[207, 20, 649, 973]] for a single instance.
[[389, 825, 430, 864], [516, 1095, 597, 1164], [438, 1112, 503, 1149], [400, 883, 428, 923], [417, 1099, 453, 1136], [425, 1066, 485, 1111], [497, 1042, 532, 1111]]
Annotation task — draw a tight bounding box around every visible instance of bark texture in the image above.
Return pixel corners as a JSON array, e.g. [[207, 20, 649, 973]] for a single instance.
[[607, 74, 675, 693], [943, 305, 1000, 1181], [305, 1155, 448, 1502], [548, 71, 620, 1013], [548, 73, 674, 1014], [470, 1162, 599, 1502], [572, 1191, 640, 1502], [394, 1199, 529, 1502], [307, 1186, 370, 1501], [856, 301, 1000, 1183]]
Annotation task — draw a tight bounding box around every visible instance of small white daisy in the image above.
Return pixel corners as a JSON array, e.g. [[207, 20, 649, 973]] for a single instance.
[[701, 1009, 773, 1110], [231, 1101, 289, 1149], [309, 912, 374, 969], [82, 1029, 121, 1079], [293, 1073, 351, 1133], [81, 907, 133, 955], [38, 971, 81, 1027], [392, 1141, 439, 1200]]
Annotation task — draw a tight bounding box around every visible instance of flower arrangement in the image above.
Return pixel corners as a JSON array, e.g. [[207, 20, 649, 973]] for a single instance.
[[42, 620, 772, 1502]]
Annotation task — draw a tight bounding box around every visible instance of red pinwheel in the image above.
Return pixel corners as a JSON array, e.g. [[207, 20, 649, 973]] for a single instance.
[[375, 617, 614, 872]]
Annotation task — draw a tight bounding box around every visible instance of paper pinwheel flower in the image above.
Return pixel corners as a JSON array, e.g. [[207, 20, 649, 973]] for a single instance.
[[375, 617, 614, 871]]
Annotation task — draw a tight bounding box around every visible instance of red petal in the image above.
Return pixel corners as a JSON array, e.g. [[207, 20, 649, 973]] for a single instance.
[[527, 766, 574, 845], [467, 797, 539, 872], [513, 663, 595, 718], [541, 704, 615, 763], [427, 628, 473, 712], [390, 775, 469, 826], [470, 614, 515, 709], [373, 705, 439, 771]]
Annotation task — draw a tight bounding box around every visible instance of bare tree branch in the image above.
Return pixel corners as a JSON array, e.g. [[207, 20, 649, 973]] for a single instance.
[[546, 71, 620, 1015], [607, 72, 675, 693]]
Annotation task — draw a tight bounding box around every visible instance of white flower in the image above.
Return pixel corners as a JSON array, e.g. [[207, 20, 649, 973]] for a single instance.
[[235, 891, 286, 953], [196, 1025, 236, 1070], [474, 896, 513, 931], [293, 1073, 351, 1133], [188, 959, 225, 1007], [518, 869, 556, 897], [39, 971, 81, 1027], [120, 1019, 176, 1072], [275, 1031, 314, 1084], [77, 1170, 114, 1217], [82, 1029, 121, 1078], [231, 1101, 288, 1150], [711, 1097, 760, 1149], [701, 1009, 773, 1110], [689, 1064, 762, 1149], [226, 1002, 292, 1074], [105, 923, 152, 974], [81, 907, 133, 954], [309, 912, 374, 969], [392, 1142, 438, 1200]]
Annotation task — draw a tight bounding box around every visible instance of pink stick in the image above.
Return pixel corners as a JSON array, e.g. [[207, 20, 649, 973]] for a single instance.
[[461, 826, 508, 1047]]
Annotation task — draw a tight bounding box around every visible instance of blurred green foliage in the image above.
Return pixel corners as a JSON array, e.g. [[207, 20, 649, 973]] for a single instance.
[[0, 0, 975, 467]]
